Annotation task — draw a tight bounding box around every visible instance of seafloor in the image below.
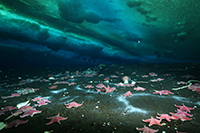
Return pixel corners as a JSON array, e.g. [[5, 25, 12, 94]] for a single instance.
[[0, 63, 200, 133]]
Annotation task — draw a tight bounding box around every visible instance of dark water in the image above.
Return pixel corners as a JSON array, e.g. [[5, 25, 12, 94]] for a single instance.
[[0, 63, 200, 133]]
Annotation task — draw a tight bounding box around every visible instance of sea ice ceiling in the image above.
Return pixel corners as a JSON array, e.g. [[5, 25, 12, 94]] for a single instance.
[[0, 0, 200, 68]]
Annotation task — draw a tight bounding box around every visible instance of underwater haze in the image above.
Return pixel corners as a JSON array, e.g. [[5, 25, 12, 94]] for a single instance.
[[0, 0, 200, 68], [0, 1, 200, 133]]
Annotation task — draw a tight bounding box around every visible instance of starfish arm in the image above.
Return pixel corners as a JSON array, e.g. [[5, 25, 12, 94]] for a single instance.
[[58, 116, 68, 120]]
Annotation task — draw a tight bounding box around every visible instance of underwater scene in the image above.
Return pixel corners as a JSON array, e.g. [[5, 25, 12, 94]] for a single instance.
[[0, 63, 200, 133], [0, 0, 200, 133]]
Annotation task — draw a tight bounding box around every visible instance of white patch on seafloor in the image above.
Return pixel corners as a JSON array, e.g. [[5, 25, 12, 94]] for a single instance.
[[195, 101, 200, 105], [59, 96, 71, 101], [43, 96, 51, 99], [171, 95, 192, 103], [85, 95, 94, 99], [64, 96, 79, 103], [75, 85, 100, 94], [75, 85, 84, 91], [117, 96, 148, 114], [131, 93, 196, 105], [50, 88, 67, 94]]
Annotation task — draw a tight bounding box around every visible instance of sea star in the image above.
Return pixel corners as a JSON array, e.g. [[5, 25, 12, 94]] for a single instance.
[[0, 106, 16, 112], [46, 113, 68, 125], [5, 119, 28, 128], [149, 72, 158, 76], [96, 84, 105, 88], [142, 116, 162, 126], [35, 99, 51, 107], [134, 86, 146, 91], [64, 101, 83, 108], [104, 85, 116, 93], [121, 91, 133, 98], [84, 85, 94, 88], [175, 110, 193, 117], [20, 109, 42, 118], [170, 112, 192, 121], [174, 103, 194, 112], [0, 112, 5, 116], [156, 113, 175, 122], [136, 125, 158, 133], [153, 90, 174, 95], [48, 85, 57, 89], [31, 97, 44, 101]]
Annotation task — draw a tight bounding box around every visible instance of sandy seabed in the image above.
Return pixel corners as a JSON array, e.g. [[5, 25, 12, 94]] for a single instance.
[[0, 63, 200, 133]]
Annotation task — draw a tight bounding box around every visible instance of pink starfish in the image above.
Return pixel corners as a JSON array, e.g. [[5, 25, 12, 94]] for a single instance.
[[5, 119, 28, 128], [10, 93, 21, 97], [96, 88, 105, 92], [11, 105, 33, 117], [46, 113, 68, 125], [181, 75, 195, 79], [174, 103, 194, 112], [20, 109, 42, 118], [96, 83, 105, 88], [48, 85, 57, 89], [175, 110, 193, 117], [149, 72, 158, 76], [1, 93, 21, 99], [142, 75, 149, 78], [0, 112, 5, 116], [0, 106, 16, 112], [84, 85, 94, 88], [153, 90, 174, 95], [177, 81, 188, 85], [134, 86, 146, 91], [156, 113, 175, 122], [150, 78, 164, 82], [64, 101, 83, 108], [142, 116, 162, 126], [104, 85, 116, 93], [54, 81, 69, 84], [170, 112, 192, 121], [35, 100, 49, 107], [69, 82, 76, 85], [176, 131, 187, 133], [121, 91, 133, 98], [136, 125, 159, 133], [31, 97, 44, 101]]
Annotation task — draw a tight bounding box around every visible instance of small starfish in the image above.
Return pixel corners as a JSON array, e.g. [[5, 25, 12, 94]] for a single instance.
[[5, 119, 28, 128], [20, 109, 42, 118], [175, 103, 194, 112], [46, 113, 68, 125], [104, 85, 116, 93], [121, 91, 133, 98], [0, 106, 16, 112], [153, 90, 174, 95], [134, 86, 146, 91], [170, 112, 192, 121], [136, 125, 158, 133], [142, 116, 162, 126], [156, 113, 175, 122], [64, 101, 83, 108]]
